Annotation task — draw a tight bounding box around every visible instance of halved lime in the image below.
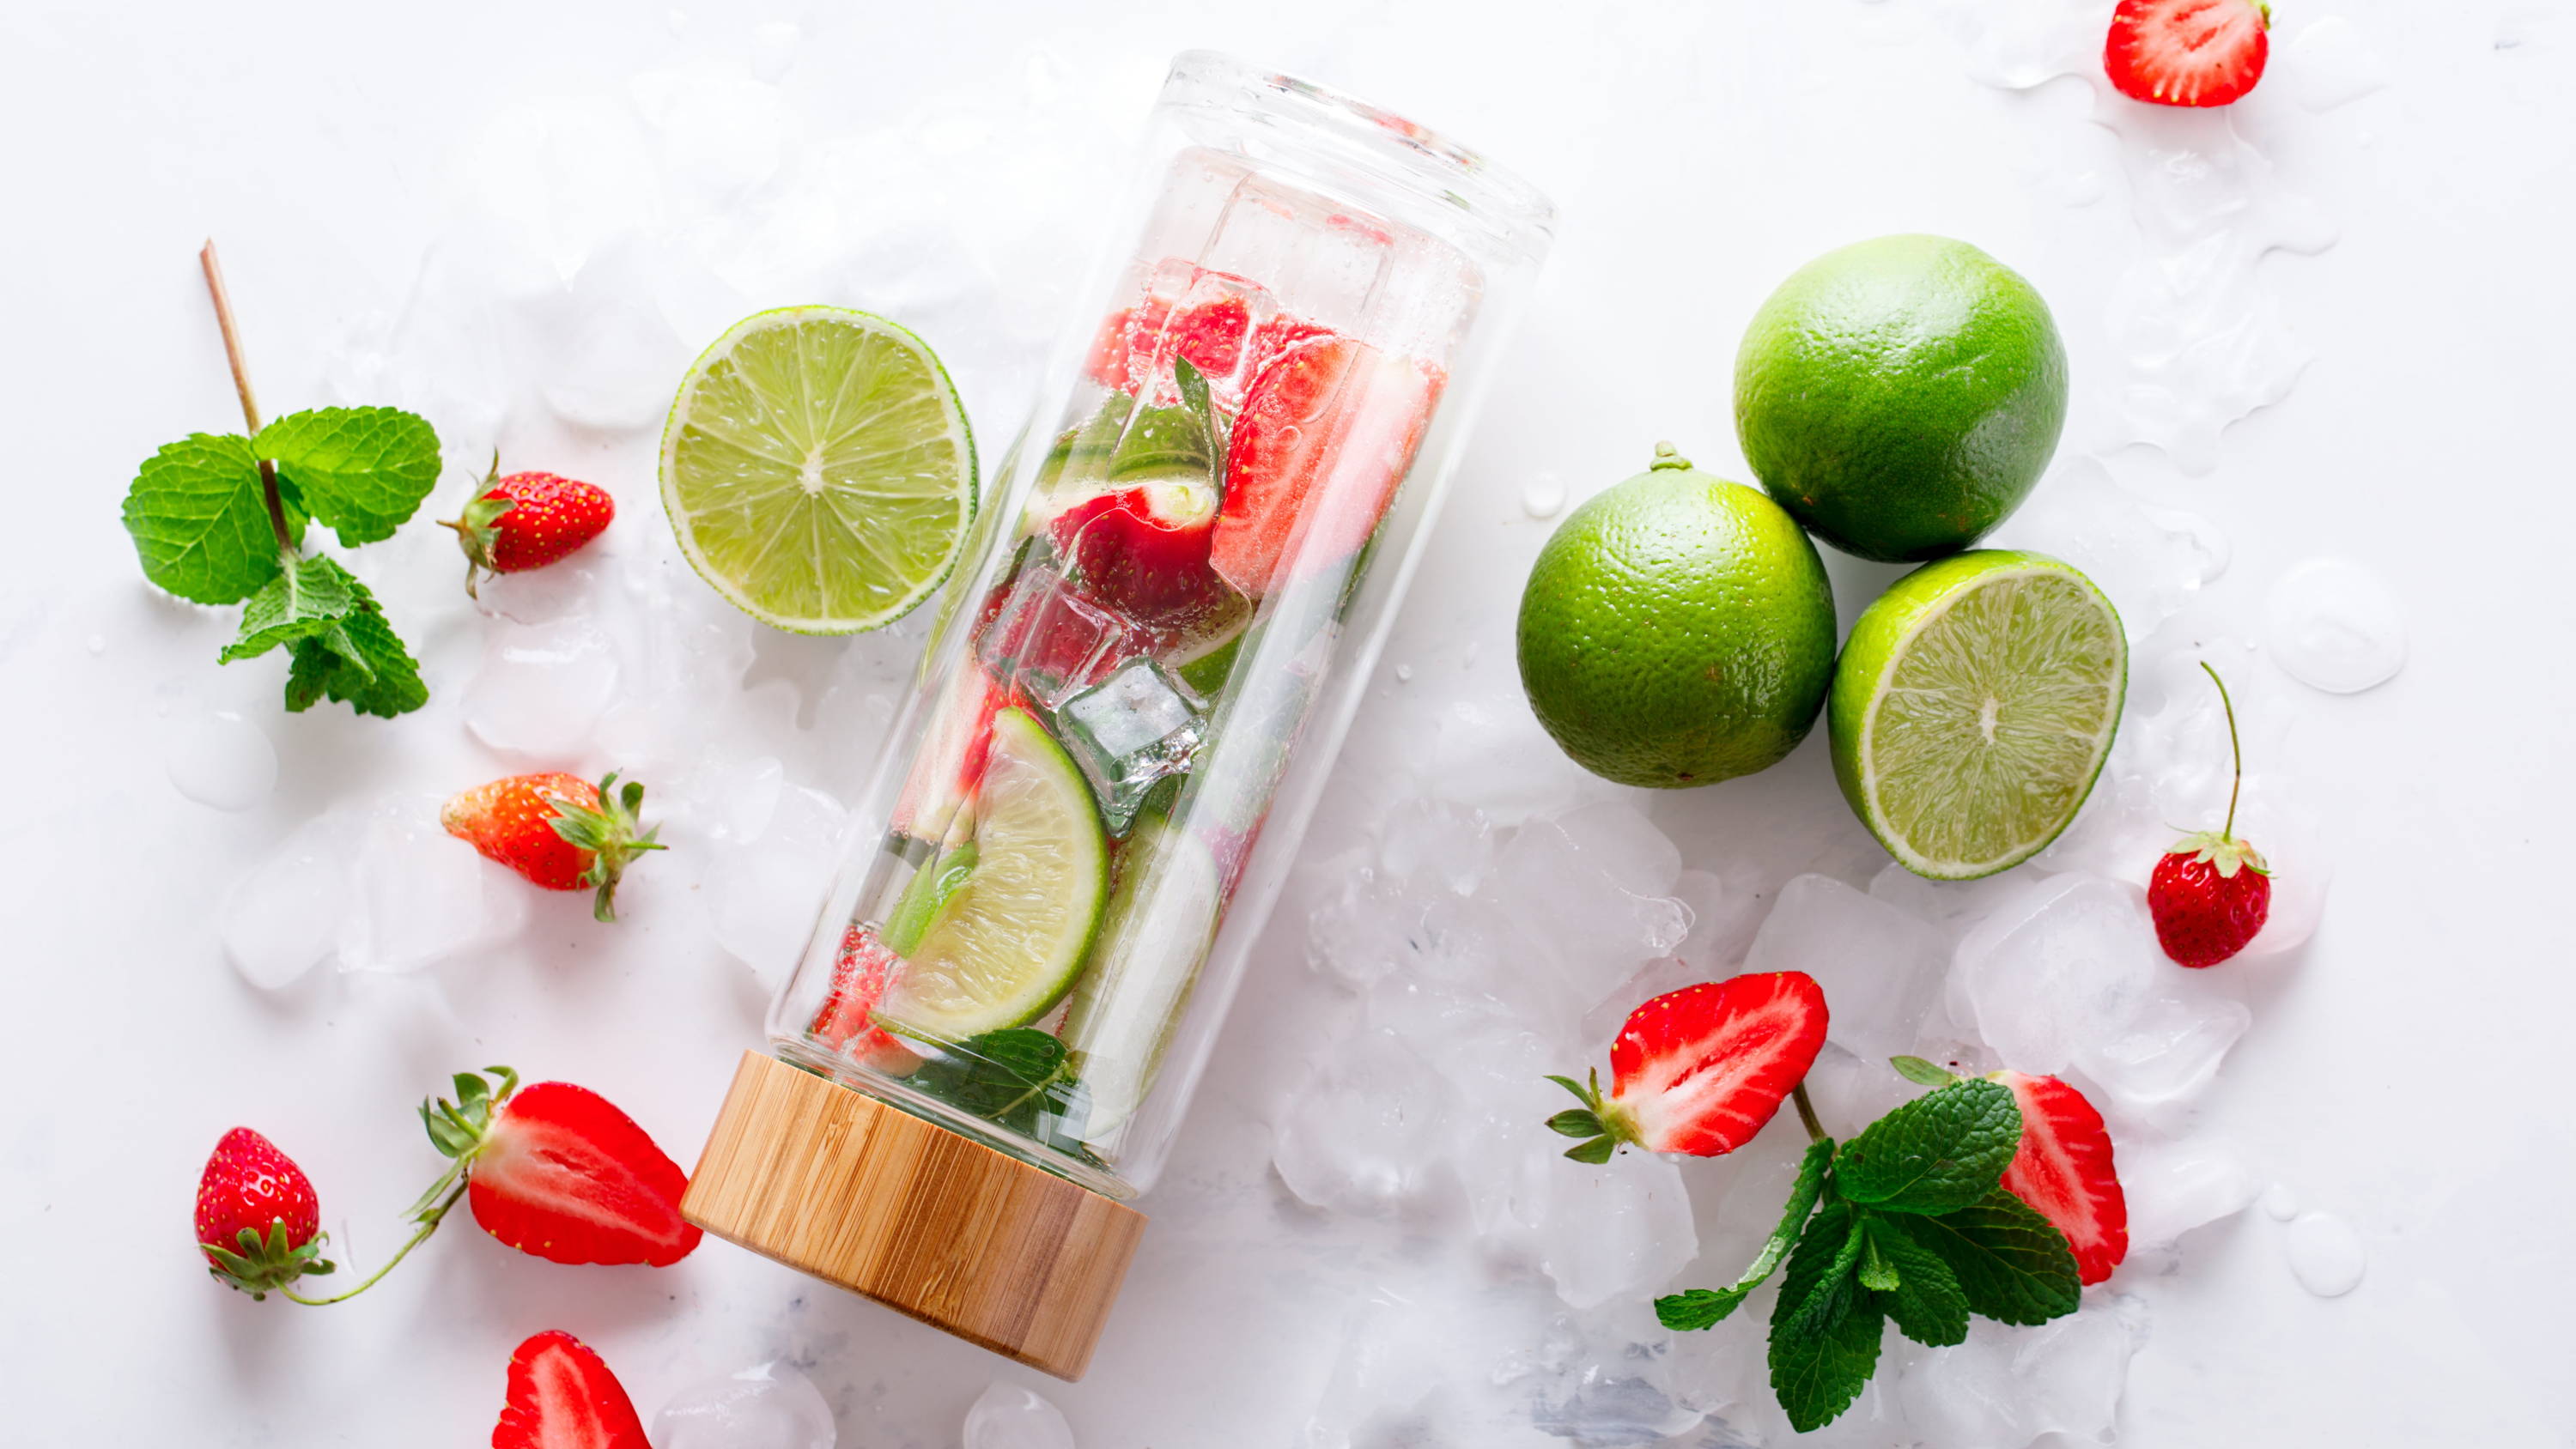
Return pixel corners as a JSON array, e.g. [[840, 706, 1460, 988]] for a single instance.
[[661, 306, 975, 634], [878, 707, 1108, 1039], [1829, 550, 2125, 880]]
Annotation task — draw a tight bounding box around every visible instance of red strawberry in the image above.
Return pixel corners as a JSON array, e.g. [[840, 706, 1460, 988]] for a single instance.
[[811, 922, 900, 1057], [441, 771, 665, 923], [1212, 335, 1442, 597], [1996, 1072, 2129, 1285], [2147, 663, 2272, 967], [1546, 973, 1830, 1160], [1084, 266, 1318, 405], [2105, 0, 2271, 108], [195, 1127, 335, 1299], [491, 1331, 651, 1449], [442, 1079, 702, 1268], [440, 463, 616, 597], [1049, 473, 1230, 629]]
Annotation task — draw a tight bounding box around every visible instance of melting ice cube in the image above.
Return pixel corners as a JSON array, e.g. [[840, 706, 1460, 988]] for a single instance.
[[963, 1382, 1077, 1449], [975, 559, 1154, 710], [1053, 658, 1201, 835], [652, 1360, 835, 1449]]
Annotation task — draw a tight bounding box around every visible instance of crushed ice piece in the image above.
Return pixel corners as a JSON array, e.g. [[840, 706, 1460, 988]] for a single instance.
[[473, 561, 604, 626], [629, 64, 793, 203], [162, 706, 277, 812], [2073, 982, 2252, 1114], [963, 1382, 1074, 1449], [653, 1360, 835, 1449], [1948, 875, 2159, 1075], [1801, 1041, 1929, 1139], [748, 21, 805, 83], [706, 785, 849, 992], [1534, 1149, 1697, 1313], [2264, 558, 2407, 694], [452, 95, 660, 286], [1376, 797, 1494, 896], [1521, 473, 1566, 519], [1988, 458, 2227, 641], [2121, 1137, 2256, 1249], [529, 241, 693, 432], [1490, 803, 1689, 1015], [1744, 874, 1947, 1064], [1272, 1027, 1453, 1216], [2261, 1182, 2301, 1222], [976, 560, 1153, 709], [1897, 1310, 2136, 1447], [222, 812, 360, 989], [1054, 658, 1202, 835], [463, 615, 623, 757], [2285, 1211, 2367, 1297], [2284, 17, 2391, 112], [341, 794, 529, 973]]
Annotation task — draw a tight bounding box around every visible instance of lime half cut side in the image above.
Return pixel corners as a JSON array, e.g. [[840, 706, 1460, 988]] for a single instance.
[[1830, 550, 2125, 880], [661, 306, 975, 634], [878, 707, 1109, 1040]]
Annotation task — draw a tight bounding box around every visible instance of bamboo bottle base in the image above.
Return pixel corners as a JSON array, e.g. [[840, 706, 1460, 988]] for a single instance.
[[681, 1050, 1146, 1381]]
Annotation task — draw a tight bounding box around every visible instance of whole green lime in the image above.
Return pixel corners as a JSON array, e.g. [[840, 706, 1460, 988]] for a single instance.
[[1735, 234, 2068, 563], [1516, 445, 1838, 789]]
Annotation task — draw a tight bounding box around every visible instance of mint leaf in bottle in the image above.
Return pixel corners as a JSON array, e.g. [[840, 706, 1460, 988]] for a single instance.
[[1833, 1076, 2020, 1215]]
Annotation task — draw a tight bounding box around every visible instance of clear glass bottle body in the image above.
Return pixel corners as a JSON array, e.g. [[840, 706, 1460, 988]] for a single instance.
[[764, 52, 1553, 1198]]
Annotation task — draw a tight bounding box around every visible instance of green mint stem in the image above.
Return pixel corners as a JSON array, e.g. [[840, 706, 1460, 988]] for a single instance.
[[276, 1179, 463, 1307], [1793, 1082, 1826, 1144], [198, 242, 296, 557]]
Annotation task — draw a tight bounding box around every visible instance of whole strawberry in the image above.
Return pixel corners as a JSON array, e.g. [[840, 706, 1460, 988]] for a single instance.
[[2148, 663, 2272, 967], [1545, 973, 1829, 1161], [196, 1127, 335, 1299], [440, 461, 615, 597], [442, 771, 665, 922]]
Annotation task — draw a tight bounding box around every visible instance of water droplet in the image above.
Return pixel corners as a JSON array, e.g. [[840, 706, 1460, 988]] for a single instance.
[[2264, 559, 2406, 694], [2285, 1211, 2367, 1297], [84, 634, 105, 656], [1394, 663, 1414, 683], [2261, 1182, 2300, 1221], [163, 708, 279, 812], [1521, 474, 1565, 519]]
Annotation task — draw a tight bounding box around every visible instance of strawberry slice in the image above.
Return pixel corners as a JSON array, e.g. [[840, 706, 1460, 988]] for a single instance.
[[2105, 0, 2271, 108], [811, 922, 901, 1057], [491, 1331, 650, 1449], [1049, 471, 1230, 630], [1546, 973, 1830, 1160], [1996, 1071, 2129, 1285], [890, 663, 1006, 840], [1084, 265, 1323, 407], [1211, 335, 1442, 597], [465, 1082, 702, 1267]]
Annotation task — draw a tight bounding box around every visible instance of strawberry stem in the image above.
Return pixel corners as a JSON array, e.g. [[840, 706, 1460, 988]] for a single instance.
[[1791, 1082, 1826, 1144], [197, 241, 295, 560], [2201, 660, 2244, 840], [275, 1179, 465, 1307]]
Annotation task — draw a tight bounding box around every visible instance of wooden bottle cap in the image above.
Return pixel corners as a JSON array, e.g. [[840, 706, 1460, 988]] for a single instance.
[[681, 1050, 1146, 1381]]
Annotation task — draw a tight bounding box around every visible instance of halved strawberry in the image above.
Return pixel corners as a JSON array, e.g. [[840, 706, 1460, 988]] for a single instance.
[[812, 923, 900, 1058], [491, 1331, 650, 1449], [2105, 0, 2271, 108], [460, 1082, 702, 1267], [1049, 470, 1230, 630], [1084, 265, 1313, 406], [1996, 1071, 2129, 1285], [1546, 973, 1830, 1160], [1211, 335, 1442, 597], [890, 663, 1006, 841]]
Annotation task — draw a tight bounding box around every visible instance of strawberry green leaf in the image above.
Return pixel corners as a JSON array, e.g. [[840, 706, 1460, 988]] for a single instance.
[[1656, 1137, 1836, 1331], [219, 553, 359, 663], [257, 407, 443, 547], [1898, 1187, 2081, 1326], [1862, 1214, 1971, 1347], [1564, 1136, 1617, 1165], [1834, 1077, 2020, 1215], [1890, 1055, 1959, 1088], [1766, 1202, 1884, 1434], [122, 433, 299, 605]]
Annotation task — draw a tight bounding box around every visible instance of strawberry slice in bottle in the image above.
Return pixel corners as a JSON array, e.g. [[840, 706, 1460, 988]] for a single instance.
[[1210, 334, 1444, 597], [1049, 471, 1230, 633]]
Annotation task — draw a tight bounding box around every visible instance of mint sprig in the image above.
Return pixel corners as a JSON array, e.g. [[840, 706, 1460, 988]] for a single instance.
[[1651, 1073, 2084, 1433], [123, 245, 440, 718]]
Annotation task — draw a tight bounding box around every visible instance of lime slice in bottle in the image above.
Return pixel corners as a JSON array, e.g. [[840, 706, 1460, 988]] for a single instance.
[[1828, 549, 2125, 880], [660, 306, 975, 634], [878, 707, 1109, 1039]]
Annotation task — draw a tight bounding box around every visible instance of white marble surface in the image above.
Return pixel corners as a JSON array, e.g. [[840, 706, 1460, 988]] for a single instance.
[[4, 1, 2573, 1445]]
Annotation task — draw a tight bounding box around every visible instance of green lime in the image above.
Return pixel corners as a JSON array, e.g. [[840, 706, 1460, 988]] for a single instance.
[[878, 707, 1108, 1039], [1829, 549, 2125, 879], [661, 306, 975, 634], [1735, 234, 2067, 563], [1516, 445, 1838, 789]]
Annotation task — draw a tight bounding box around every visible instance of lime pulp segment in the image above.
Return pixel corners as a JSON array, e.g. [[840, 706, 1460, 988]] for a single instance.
[[661, 306, 975, 634], [1842, 559, 2124, 879], [878, 708, 1108, 1040]]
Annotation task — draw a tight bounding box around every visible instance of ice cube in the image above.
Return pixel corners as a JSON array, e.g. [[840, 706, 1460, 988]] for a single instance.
[[1897, 1310, 2136, 1447], [463, 616, 622, 758], [1376, 797, 1494, 897], [963, 1382, 1075, 1449], [1271, 1025, 1453, 1216], [161, 706, 277, 812], [2265, 557, 2406, 694], [1054, 658, 1202, 835], [1799, 1041, 1926, 1139], [1948, 875, 2158, 1074], [222, 811, 360, 989], [340, 794, 528, 973], [652, 1360, 835, 1449], [1743, 874, 1947, 1064], [529, 240, 694, 433], [2073, 981, 2252, 1117], [1986, 457, 2227, 642], [1534, 1149, 1698, 1311], [2120, 1137, 2256, 1251], [1581, 955, 1721, 1052], [1669, 866, 1768, 978], [706, 785, 849, 992], [1489, 803, 1690, 1014], [1305, 865, 1427, 990], [975, 559, 1153, 709]]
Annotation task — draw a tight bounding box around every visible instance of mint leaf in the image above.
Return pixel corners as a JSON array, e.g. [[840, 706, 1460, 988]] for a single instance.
[[258, 407, 442, 547], [1900, 1188, 2081, 1326], [280, 575, 426, 718], [907, 1028, 1092, 1152], [220, 554, 358, 663], [1864, 1214, 1971, 1347], [1890, 1055, 1959, 1088], [1656, 1137, 1835, 1331], [122, 433, 299, 605], [1766, 1202, 1884, 1434], [1171, 356, 1228, 504], [1834, 1077, 2020, 1215], [1857, 1222, 1900, 1292]]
